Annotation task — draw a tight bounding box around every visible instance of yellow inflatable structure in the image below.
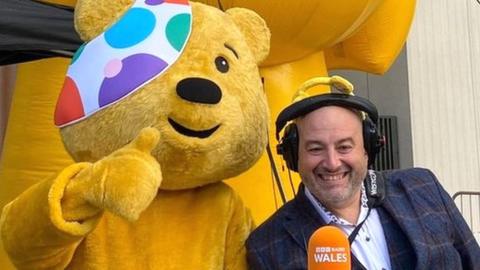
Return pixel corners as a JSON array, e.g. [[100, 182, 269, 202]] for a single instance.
[[0, 0, 415, 268]]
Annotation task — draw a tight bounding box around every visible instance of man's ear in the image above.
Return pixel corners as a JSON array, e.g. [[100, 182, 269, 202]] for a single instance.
[[226, 8, 271, 64], [74, 0, 134, 41]]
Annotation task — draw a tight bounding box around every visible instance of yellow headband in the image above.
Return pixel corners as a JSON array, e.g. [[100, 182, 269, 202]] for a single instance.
[[291, 75, 354, 103]]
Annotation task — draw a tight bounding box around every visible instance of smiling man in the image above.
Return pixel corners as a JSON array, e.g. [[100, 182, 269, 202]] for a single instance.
[[246, 85, 480, 270], [297, 106, 367, 224]]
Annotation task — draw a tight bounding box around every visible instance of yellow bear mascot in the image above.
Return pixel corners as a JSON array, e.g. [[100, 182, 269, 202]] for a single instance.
[[0, 0, 270, 269]]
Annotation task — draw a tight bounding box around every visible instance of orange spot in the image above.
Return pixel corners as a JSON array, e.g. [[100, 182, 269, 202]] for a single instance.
[[165, 0, 189, 5]]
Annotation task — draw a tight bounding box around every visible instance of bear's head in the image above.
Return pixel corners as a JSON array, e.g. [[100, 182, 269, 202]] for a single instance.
[[54, 0, 270, 190]]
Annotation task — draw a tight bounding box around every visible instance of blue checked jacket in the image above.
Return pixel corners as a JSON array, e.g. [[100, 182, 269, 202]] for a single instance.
[[246, 168, 480, 270]]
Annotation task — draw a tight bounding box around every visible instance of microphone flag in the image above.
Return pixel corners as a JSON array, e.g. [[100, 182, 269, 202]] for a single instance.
[[308, 225, 351, 270]]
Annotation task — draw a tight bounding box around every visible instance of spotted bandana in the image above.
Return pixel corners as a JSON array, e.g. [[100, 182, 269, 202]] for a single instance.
[[54, 0, 192, 127]]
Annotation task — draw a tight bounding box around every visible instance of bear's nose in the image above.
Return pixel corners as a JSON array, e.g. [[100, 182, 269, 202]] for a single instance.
[[176, 78, 222, 104]]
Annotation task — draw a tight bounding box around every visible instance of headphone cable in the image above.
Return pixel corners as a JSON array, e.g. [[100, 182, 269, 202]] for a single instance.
[[266, 141, 287, 204], [287, 167, 297, 197], [217, 0, 224, 11], [270, 169, 279, 210]]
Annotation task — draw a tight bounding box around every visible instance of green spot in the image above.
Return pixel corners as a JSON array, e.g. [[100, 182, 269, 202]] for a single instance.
[[166, 14, 191, 51], [71, 43, 86, 64]]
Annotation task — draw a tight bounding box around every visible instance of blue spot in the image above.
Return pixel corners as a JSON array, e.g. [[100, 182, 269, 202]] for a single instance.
[[166, 13, 191, 51], [105, 8, 156, 49]]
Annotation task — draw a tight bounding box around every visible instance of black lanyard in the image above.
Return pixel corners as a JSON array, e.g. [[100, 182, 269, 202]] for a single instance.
[[348, 206, 372, 244], [347, 207, 372, 270]]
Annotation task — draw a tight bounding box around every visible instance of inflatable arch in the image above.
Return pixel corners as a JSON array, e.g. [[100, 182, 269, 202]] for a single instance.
[[0, 0, 415, 268]]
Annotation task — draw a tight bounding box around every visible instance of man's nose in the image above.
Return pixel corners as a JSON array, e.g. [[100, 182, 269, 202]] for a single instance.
[[323, 150, 342, 171]]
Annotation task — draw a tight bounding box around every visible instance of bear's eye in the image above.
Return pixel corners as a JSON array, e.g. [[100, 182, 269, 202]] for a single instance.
[[215, 56, 229, 73]]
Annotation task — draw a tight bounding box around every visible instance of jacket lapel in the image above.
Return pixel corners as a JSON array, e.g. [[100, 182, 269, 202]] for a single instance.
[[381, 181, 430, 270], [282, 185, 325, 252]]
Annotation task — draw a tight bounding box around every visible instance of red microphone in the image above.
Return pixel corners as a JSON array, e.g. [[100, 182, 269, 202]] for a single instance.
[[308, 225, 351, 270]]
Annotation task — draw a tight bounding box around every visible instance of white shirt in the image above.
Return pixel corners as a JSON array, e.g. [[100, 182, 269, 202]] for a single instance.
[[305, 185, 392, 270]]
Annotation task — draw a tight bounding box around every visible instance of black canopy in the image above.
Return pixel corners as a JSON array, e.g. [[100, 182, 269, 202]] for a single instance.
[[0, 0, 82, 65]]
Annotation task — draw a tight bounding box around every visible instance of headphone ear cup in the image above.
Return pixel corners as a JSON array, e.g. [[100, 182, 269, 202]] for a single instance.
[[276, 123, 299, 172], [362, 117, 381, 167]]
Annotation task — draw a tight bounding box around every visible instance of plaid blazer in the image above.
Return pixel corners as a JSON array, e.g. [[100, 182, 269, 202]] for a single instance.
[[246, 168, 480, 270]]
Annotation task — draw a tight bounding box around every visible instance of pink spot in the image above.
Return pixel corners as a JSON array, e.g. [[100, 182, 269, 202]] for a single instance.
[[104, 59, 123, 78]]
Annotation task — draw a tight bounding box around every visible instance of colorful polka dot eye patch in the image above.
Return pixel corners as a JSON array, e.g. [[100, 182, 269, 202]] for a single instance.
[[54, 0, 192, 127]]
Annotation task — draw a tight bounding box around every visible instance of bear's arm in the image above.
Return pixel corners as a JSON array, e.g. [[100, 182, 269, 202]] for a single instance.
[[0, 163, 102, 269], [224, 191, 255, 270]]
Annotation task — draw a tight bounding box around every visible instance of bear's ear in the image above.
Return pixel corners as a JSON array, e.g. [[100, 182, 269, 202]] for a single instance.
[[226, 8, 271, 64], [74, 0, 134, 41]]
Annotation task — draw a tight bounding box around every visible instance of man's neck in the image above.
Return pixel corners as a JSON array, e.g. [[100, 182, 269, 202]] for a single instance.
[[322, 191, 362, 224]]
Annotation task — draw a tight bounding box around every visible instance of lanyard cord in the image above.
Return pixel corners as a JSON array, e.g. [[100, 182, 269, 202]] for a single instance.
[[347, 207, 372, 270], [348, 206, 372, 244]]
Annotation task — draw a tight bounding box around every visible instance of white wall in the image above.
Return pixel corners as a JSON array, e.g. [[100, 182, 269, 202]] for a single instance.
[[407, 0, 480, 193], [407, 0, 480, 238]]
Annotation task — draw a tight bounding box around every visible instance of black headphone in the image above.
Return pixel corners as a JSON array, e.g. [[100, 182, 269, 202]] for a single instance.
[[276, 93, 384, 172]]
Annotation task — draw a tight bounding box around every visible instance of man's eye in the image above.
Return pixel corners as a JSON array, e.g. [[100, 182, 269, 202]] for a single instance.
[[308, 147, 323, 153], [337, 145, 353, 153]]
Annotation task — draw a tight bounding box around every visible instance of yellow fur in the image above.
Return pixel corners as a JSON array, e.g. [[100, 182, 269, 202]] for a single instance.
[[0, 1, 270, 269]]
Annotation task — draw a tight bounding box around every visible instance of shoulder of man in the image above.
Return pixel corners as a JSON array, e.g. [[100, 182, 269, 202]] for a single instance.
[[246, 198, 310, 270], [380, 167, 439, 187], [379, 167, 452, 211], [247, 199, 297, 249]]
